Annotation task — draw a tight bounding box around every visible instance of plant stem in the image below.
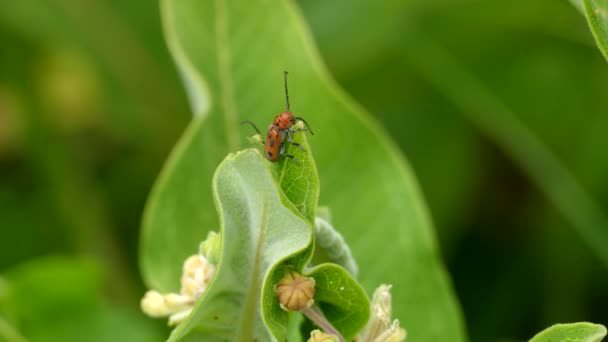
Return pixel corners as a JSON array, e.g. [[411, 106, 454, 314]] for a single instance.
[[302, 305, 344, 342]]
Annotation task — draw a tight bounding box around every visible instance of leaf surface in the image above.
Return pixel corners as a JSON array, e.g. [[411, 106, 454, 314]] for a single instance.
[[306, 263, 370, 341], [141, 0, 467, 340], [570, 0, 608, 61], [530, 322, 607, 342], [169, 150, 312, 341]]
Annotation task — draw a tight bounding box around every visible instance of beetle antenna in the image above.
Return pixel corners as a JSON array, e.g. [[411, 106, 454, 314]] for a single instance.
[[241, 120, 262, 135], [284, 70, 290, 112], [294, 117, 314, 135]]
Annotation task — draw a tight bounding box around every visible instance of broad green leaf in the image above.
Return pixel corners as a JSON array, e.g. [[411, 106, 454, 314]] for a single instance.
[[570, 0, 585, 12], [583, 0, 608, 61], [140, 115, 227, 292], [306, 263, 370, 341], [143, 0, 467, 340], [530, 322, 607, 342], [570, 0, 608, 61], [168, 149, 312, 341]]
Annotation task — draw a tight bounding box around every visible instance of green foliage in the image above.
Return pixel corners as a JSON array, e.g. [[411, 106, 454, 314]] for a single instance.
[[142, 0, 467, 340], [570, 0, 608, 61], [154, 140, 367, 340], [272, 121, 320, 224], [583, 0, 608, 61], [0, 257, 161, 342], [306, 263, 370, 341], [530, 322, 607, 342], [400, 32, 608, 270], [168, 149, 313, 341], [2, 0, 608, 341], [260, 128, 324, 340], [313, 216, 359, 278]]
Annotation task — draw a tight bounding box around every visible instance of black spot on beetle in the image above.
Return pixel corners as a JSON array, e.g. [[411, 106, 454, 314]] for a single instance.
[[267, 151, 273, 157], [269, 139, 276, 147]]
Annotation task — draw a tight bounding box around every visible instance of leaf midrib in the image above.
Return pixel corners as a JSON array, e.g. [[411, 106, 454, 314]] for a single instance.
[[236, 189, 269, 341]]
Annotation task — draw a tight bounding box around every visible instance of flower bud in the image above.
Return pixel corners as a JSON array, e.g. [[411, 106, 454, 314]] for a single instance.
[[141, 249, 216, 326], [180, 254, 214, 298], [275, 271, 315, 311], [141, 290, 171, 317], [308, 329, 339, 342], [357, 284, 407, 342]]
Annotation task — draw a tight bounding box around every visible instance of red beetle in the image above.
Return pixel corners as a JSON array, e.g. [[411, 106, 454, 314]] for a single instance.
[[243, 71, 313, 162]]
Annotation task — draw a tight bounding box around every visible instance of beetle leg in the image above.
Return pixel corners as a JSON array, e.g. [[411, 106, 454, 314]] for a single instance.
[[285, 131, 305, 152], [282, 154, 300, 164], [293, 117, 314, 135], [288, 127, 309, 134], [288, 142, 306, 152]]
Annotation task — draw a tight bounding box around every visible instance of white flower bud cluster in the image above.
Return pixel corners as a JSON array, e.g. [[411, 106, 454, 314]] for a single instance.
[[357, 284, 407, 342], [141, 254, 215, 326]]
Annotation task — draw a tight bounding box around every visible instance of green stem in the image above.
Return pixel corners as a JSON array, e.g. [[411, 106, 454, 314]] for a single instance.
[[302, 305, 344, 342]]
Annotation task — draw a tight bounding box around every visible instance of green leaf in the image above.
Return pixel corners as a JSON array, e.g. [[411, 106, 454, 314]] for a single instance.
[[583, 0, 608, 61], [168, 149, 313, 341], [570, 0, 585, 12], [313, 216, 358, 278], [143, 0, 467, 340], [140, 116, 225, 293], [261, 128, 319, 340], [271, 121, 319, 224], [570, 0, 608, 61], [306, 263, 370, 341], [530, 322, 607, 342]]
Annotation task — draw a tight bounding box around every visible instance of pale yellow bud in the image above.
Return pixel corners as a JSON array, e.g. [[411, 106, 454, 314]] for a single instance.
[[308, 329, 340, 342], [180, 254, 214, 297], [141, 249, 216, 326], [141, 290, 171, 317], [372, 320, 407, 342]]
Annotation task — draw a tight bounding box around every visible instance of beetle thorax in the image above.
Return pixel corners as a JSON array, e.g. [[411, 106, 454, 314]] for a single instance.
[[273, 112, 295, 130]]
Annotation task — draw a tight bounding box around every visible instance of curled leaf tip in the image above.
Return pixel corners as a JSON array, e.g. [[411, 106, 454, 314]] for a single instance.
[[199, 230, 221, 264]]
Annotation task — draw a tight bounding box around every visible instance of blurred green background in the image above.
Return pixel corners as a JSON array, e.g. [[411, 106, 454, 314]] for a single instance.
[[1, 0, 607, 341]]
